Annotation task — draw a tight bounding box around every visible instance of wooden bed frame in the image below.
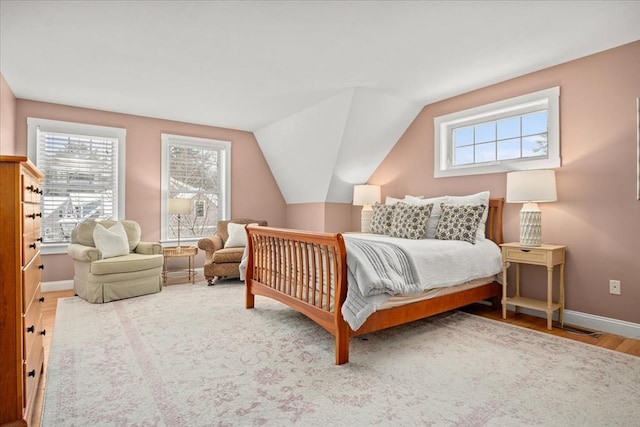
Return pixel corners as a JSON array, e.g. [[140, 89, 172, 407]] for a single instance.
[[245, 198, 504, 365]]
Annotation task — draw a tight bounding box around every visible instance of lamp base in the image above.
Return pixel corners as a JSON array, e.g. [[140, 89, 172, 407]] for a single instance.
[[519, 203, 542, 246], [360, 206, 374, 233]]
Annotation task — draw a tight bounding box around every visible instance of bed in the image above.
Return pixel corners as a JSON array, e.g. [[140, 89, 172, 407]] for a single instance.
[[244, 197, 504, 365]]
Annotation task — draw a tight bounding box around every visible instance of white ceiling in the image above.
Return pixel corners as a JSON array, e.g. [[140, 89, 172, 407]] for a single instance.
[[2, 1, 639, 132]]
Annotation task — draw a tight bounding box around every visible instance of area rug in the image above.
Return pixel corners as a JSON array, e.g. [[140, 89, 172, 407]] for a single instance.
[[42, 282, 640, 426]]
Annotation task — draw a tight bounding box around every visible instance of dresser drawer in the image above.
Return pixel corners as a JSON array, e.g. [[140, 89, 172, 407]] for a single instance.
[[23, 254, 43, 313], [22, 203, 41, 237], [22, 172, 42, 204], [23, 296, 43, 362], [23, 231, 40, 266], [23, 330, 44, 414]]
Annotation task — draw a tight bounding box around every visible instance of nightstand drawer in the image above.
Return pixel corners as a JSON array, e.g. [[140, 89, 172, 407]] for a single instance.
[[503, 247, 548, 264]]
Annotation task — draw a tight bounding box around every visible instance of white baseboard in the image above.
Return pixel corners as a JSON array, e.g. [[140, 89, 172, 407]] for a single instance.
[[42, 280, 74, 292], [504, 304, 640, 339]]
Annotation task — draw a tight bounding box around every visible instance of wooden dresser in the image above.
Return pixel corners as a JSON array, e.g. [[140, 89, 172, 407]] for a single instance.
[[0, 155, 45, 426]]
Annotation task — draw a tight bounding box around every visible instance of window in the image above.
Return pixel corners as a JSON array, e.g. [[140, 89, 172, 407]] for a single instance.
[[161, 134, 230, 244], [434, 87, 560, 177], [27, 118, 126, 254]]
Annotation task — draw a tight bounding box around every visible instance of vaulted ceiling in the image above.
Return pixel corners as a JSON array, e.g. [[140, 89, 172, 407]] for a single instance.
[[2, 1, 639, 203]]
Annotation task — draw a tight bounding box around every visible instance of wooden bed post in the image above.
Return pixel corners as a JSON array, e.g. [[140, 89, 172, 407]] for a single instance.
[[334, 234, 350, 365], [245, 226, 255, 309]]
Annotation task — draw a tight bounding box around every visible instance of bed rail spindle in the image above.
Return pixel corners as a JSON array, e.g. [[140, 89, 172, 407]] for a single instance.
[[310, 244, 318, 306]]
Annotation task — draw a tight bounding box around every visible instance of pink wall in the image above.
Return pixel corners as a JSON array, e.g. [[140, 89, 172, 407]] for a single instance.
[[0, 75, 17, 154], [9, 99, 287, 282], [286, 202, 355, 233], [369, 41, 640, 324], [286, 203, 326, 232]]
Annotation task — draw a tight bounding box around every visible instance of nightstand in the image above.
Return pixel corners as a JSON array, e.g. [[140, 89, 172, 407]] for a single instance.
[[500, 243, 566, 330]]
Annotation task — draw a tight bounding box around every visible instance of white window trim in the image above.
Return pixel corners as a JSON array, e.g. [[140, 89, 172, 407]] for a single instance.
[[27, 118, 126, 255], [434, 86, 560, 178], [160, 133, 231, 245]]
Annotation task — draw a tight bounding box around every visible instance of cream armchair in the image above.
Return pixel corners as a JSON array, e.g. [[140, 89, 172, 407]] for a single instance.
[[198, 218, 267, 285], [67, 220, 164, 303]]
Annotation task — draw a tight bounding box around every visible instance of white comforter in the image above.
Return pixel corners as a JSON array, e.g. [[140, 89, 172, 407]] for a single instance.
[[341, 234, 502, 330]]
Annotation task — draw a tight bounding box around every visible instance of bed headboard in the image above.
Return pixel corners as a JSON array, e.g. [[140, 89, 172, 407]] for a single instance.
[[486, 198, 504, 245]]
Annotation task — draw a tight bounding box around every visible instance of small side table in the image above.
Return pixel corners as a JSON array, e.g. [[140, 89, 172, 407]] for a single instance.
[[500, 242, 566, 330], [163, 246, 198, 285]]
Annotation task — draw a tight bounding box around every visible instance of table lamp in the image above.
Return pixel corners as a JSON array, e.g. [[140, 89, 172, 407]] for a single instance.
[[353, 184, 381, 233], [506, 170, 557, 246], [168, 198, 191, 248]]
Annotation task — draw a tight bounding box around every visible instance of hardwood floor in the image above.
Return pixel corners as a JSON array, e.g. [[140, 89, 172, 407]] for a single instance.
[[29, 290, 640, 426]]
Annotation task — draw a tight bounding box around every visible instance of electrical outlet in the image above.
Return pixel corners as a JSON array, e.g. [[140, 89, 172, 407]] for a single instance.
[[609, 280, 621, 295]]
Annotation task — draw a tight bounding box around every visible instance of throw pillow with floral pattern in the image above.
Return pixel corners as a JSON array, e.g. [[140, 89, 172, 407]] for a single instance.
[[389, 202, 433, 239], [435, 203, 486, 244], [369, 203, 395, 235]]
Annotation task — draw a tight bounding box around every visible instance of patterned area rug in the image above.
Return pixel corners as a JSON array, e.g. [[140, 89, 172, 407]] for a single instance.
[[42, 282, 640, 426]]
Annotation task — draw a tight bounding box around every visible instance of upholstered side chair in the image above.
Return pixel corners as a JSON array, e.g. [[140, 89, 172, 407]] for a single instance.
[[197, 218, 267, 285], [67, 220, 164, 303]]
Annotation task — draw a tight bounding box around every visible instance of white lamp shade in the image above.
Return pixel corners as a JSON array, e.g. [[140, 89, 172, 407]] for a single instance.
[[168, 198, 191, 215], [506, 170, 557, 203], [353, 184, 381, 206]]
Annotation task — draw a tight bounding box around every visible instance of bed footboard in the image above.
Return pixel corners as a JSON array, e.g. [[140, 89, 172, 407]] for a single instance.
[[245, 226, 351, 364]]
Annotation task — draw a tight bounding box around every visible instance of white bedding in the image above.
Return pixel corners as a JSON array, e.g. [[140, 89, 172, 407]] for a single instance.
[[341, 233, 502, 330]]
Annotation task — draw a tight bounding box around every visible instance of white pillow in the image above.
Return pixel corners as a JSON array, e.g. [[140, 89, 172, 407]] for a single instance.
[[446, 191, 490, 241], [93, 222, 130, 259], [224, 222, 256, 248], [385, 196, 403, 205], [404, 195, 450, 239]]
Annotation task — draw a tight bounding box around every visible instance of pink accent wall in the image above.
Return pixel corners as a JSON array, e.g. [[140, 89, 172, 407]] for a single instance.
[[10, 99, 287, 282], [369, 41, 640, 324], [286, 202, 355, 233], [0, 74, 17, 154]]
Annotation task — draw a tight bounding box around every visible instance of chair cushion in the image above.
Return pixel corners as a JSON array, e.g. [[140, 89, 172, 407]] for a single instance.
[[212, 247, 244, 263], [90, 253, 163, 275]]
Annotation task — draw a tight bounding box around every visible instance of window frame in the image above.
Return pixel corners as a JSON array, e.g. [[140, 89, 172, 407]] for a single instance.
[[27, 117, 126, 254], [434, 86, 560, 178], [160, 133, 231, 245]]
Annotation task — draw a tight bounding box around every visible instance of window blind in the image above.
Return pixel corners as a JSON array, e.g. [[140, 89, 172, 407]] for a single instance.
[[37, 128, 119, 243]]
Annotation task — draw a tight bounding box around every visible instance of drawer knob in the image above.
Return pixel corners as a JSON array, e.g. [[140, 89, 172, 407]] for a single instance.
[[36, 212, 42, 218], [39, 296, 45, 303], [38, 189, 43, 195], [40, 329, 47, 336], [28, 370, 36, 378], [27, 325, 35, 333], [26, 185, 34, 191], [29, 243, 37, 249], [520, 249, 531, 253], [37, 237, 43, 242], [26, 213, 36, 219], [39, 264, 45, 270]]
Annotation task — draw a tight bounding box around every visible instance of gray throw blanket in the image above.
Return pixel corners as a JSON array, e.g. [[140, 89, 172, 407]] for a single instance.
[[341, 238, 422, 330]]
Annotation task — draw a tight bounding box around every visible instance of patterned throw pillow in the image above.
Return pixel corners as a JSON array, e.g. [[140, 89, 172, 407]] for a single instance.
[[389, 202, 433, 239], [435, 204, 486, 244], [369, 203, 395, 235]]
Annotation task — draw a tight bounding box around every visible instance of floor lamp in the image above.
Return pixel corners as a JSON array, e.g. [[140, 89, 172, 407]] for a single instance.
[[353, 184, 381, 233], [506, 170, 557, 246], [168, 198, 191, 249]]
